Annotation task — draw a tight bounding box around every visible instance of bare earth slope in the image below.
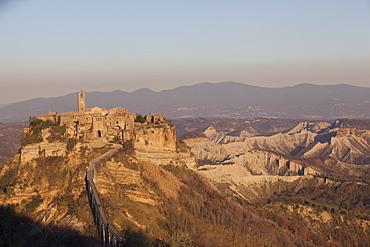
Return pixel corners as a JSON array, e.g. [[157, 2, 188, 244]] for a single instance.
[[185, 120, 370, 203]]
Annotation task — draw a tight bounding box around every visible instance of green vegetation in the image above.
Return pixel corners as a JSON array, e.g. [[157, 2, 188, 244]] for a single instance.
[[22, 195, 43, 213], [134, 114, 146, 123], [46, 125, 66, 142], [0, 169, 16, 188], [162, 164, 183, 176], [20, 118, 66, 146], [30, 118, 50, 132]]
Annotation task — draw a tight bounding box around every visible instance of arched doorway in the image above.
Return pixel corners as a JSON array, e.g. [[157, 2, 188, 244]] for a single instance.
[[97, 130, 102, 137]]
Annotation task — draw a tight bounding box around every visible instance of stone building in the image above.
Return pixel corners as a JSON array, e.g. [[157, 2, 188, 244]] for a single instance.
[[20, 91, 177, 163], [38, 90, 169, 143], [145, 114, 166, 124]]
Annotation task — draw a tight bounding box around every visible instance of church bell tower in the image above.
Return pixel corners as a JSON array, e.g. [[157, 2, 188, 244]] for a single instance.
[[78, 90, 86, 113]]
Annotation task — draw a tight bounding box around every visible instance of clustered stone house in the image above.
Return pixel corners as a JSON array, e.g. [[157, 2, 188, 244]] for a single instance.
[[20, 91, 177, 163], [37, 90, 167, 142]]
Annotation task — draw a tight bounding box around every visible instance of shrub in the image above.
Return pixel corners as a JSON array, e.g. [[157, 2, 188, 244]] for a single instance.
[[20, 118, 57, 145], [19, 132, 43, 146], [0, 169, 16, 187], [54, 125, 66, 135], [134, 114, 146, 123], [23, 195, 43, 213], [29, 119, 51, 135], [162, 164, 182, 176], [46, 125, 66, 143], [29, 118, 43, 127], [66, 138, 78, 151]]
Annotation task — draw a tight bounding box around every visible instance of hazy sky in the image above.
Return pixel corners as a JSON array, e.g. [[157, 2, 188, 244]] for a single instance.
[[1, 0, 369, 104]]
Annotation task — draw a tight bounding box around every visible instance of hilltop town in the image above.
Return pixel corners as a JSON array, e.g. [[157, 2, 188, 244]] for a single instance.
[[36, 90, 171, 143], [19, 91, 179, 163]]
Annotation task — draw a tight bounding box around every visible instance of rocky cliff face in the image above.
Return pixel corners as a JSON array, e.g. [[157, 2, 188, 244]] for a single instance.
[[124, 124, 176, 151], [20, 142, 67, 163], [95, 160, 157, 206]]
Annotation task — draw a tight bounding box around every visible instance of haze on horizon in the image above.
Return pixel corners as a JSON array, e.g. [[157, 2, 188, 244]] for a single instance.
[[0, 0, 369, 104]]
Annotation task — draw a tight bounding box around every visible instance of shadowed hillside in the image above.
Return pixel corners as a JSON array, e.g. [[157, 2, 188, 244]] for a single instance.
[[0, 206, 100, 246]]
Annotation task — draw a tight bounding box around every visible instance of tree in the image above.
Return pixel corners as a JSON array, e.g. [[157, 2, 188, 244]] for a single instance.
[[135, 114, 146, 123]]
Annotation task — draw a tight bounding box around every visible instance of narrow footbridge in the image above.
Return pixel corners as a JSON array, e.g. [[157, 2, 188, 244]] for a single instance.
[[86, 146, 124, 246]]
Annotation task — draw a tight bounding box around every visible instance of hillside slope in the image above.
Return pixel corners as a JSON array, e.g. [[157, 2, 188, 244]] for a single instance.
[[0, 119, 370, 246]]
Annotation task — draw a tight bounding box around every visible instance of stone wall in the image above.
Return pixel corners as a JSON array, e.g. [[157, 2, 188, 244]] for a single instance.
[[20, 142, 67, 163]]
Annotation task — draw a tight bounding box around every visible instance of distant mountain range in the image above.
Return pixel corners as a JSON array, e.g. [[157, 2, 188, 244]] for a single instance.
[[1, 82, 370, 123]]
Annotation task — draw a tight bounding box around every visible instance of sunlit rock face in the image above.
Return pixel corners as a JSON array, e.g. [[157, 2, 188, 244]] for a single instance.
[[125, 124, 176, 151]]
